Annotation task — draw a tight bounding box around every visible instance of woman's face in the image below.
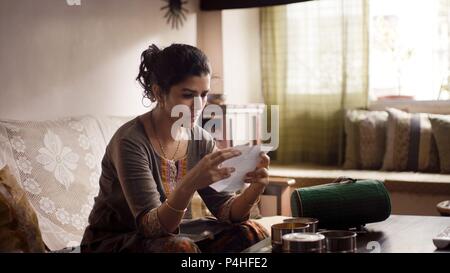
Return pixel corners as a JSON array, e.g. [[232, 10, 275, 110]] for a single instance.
[[159, 74, 210, 125]]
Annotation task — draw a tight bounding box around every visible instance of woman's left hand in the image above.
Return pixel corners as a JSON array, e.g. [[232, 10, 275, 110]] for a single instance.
[[244, 152, 270, 187]]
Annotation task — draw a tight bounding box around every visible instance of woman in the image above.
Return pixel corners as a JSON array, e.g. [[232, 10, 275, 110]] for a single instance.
[[80, 44, 269, 253]]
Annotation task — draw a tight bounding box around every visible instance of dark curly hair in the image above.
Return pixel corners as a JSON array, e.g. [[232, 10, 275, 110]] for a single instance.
[[136, 43, 211, 103]]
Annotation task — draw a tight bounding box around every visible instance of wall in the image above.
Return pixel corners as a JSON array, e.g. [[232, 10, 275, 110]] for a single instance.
[[197, 10, 224, 94], [196, 8, 264, 104], [222, 8, 264, 104], [0, 0, 198, 120]]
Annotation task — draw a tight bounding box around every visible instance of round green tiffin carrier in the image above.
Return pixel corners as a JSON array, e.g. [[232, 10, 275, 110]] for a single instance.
[[290, 179, 391, 229]]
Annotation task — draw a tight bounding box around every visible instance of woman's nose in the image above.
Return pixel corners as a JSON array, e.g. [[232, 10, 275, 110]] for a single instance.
[[193, 95, 204, 110]]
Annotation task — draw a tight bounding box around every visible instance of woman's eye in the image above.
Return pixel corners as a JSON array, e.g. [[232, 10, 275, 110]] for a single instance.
[[182, 93, 194, 98], [201, 93, 208, 98]]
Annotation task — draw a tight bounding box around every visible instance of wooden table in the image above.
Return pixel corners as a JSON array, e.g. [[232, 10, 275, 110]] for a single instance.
[[243, 215, 450, 253], [261, 177, 295, 216]]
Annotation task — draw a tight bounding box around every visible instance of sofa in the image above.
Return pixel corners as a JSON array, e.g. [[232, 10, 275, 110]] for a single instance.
[[0, 114, 282, 252], [0, 115, 131, 251]]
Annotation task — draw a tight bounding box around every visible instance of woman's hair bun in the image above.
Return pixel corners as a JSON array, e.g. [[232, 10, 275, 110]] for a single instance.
[[136, 43, 211, 104]]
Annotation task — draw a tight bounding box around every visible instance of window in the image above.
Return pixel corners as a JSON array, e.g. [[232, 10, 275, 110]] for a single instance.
[[369, 0, 449, 101], [284, 0, 450, 101]]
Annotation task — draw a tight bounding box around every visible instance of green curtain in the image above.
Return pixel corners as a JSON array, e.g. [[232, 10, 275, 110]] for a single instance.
[[260, 0, 369, 165]]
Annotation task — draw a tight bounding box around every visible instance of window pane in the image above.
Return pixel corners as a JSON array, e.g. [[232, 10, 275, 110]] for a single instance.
[[369, 0, 448, 101]]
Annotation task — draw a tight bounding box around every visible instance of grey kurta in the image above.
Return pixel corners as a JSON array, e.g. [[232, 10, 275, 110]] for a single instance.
[[80, 117, 243, 251]]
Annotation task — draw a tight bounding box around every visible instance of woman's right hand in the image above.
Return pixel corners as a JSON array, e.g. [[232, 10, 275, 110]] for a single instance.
[[183, 147, 241, 191]]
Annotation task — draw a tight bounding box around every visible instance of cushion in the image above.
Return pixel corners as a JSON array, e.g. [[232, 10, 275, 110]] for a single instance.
[[429, 115, 450, 173], [382, 108, 440, 172], [0, 116, 107, 251], [0, 165, 45, 252], [344, 110, 388, 170]]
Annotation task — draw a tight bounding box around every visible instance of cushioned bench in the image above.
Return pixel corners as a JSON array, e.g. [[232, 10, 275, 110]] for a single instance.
[[266, 164, 450, 217]]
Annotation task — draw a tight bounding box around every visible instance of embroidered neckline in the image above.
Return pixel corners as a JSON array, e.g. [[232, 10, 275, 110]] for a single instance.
[[160, 157, 188, 196]]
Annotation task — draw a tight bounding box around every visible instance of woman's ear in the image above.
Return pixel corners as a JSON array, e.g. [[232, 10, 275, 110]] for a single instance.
[[152, 84, 165, 106]]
